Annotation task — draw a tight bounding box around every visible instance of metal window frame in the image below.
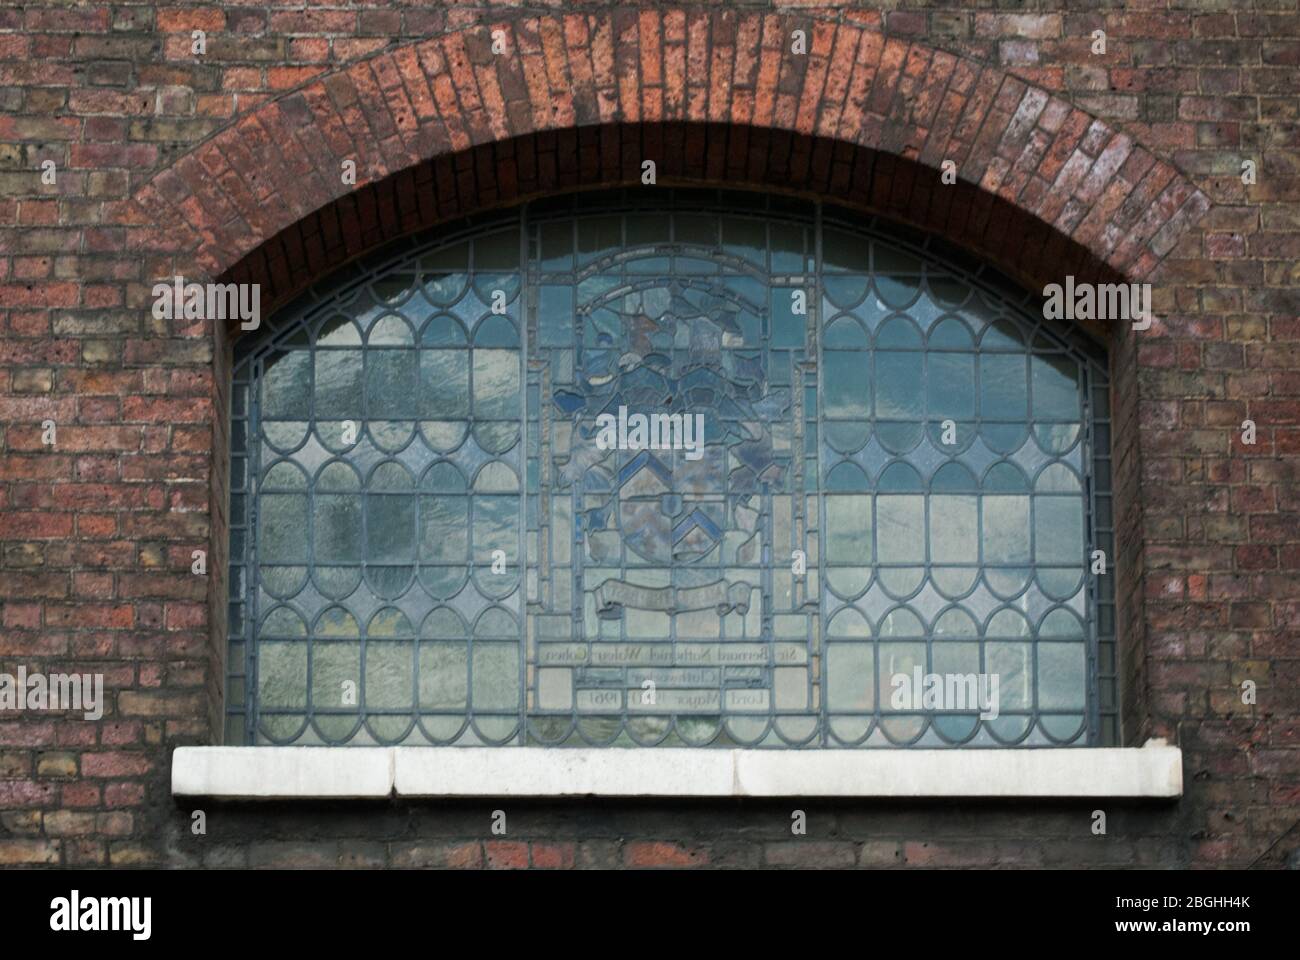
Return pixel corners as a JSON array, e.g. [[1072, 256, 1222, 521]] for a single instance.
[[226, 188, 1116, 749]]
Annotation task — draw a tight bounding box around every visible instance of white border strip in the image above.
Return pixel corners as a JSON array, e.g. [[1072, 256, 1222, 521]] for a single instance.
[[171, 746, 394, 799], [172, 745, 1182, 799]]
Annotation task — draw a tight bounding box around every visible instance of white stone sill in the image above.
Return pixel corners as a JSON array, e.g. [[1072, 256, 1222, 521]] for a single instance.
[[171, 743, 1182, 799]]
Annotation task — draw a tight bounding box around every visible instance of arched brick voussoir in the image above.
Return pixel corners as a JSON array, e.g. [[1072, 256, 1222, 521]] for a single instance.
[[131, 8, 1210, 301]]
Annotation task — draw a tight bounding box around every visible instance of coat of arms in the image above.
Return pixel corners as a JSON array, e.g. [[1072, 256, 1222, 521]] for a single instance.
[[551, 276, 793, 630]]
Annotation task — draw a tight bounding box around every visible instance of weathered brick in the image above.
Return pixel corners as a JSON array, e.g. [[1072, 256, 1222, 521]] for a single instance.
[[0, 2, 1291, 875], [623, 840, 709, 868]]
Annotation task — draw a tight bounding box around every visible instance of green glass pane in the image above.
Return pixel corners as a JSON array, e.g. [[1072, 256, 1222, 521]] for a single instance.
[[366, 494, 416, 562], [1036, 463, 1081, 493], [472, 641, 520, 711], [318, 315, 361, 346], [877, 462, 922, 492], [876, 352, 923, 418], [365, 641, 414, 709], [987, 641, 1031, 710], [1032, 353, 1080, 419], [982, 495, 1030, 565], [876, 316, 921, 349], [879, 607, 923, 637], [876, 496, 924, 563], [422, 607, 467, 639], [473, 495, 518, 559], [368, 607, 413, 638], [1037, 642, 1086, 710], [264, 462, 307, 490], [770, 288, 808, 348], [473, 422, 518, 455], [420, 315, 467, 347], [827, 608, 872, 638], [315, 349, 363, 416], [876, 275, 921, 309], [878, 642, 925, 709], [927, 353, 975, 418], [1034, 496, 1083, 565], [366, 350, 418, 418], [474, 607, 516, 638], [826, 644, 874, 711], [932, 646, 980, 698], [423, 273, 467, 308], [311, 640, 360, 710], [317, 606, 360, 638], [419, 641, 468, 709], [315, 567, 360, 599], [262, 351, 311, 418], [932, 463, 977, 491], [823, 276, 869, 308], [823, 316, 868, 349], [473, 314, 518, 347], [259, 642, 308, 709], [314, 494, 362, 563], [825, 462, 869, 492], [420, 350, 469, 417], [260, 494, 308, 563], [929, 317, 973, 349], [930, 494, 978, 563], [1040, 608, 1085, 638], [369, 315, 413, 346], [317, 462, 359, 492], [473, 461, 518, 493], [261, 606, 306, 638], [370, 462, 413, 492], [981, 315, 1023, 350], [980, 353, 1027, 420], [984, 463, 1029, 492], [539, 285, 574, 347], [825, 494, 872, 563], [823, 352, 870, 418], [419, 494, 469, 563], [473, 349, 520, 419], [422, 461, 467, 493], [876, 422, 922, 453]]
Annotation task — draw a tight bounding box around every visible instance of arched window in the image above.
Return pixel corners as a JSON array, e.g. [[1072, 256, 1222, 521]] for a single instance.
[[227, 189, 1115, 748]]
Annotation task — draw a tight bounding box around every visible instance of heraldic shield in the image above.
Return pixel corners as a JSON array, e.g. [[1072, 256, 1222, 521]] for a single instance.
[[532, 219, 816, 746]]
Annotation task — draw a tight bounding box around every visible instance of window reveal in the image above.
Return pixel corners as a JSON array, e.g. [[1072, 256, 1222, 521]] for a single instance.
[[228, 190, 1116, 749]]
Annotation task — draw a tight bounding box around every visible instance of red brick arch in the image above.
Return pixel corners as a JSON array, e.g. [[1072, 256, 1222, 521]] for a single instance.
[[130, 8, 1209, 316]]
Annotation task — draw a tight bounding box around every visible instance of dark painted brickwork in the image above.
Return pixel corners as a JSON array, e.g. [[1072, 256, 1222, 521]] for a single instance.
[[0, 3, 1296, 868]]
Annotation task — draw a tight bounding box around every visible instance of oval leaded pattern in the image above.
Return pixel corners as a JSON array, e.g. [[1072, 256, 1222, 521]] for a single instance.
[[228, 189, 1116, 748]]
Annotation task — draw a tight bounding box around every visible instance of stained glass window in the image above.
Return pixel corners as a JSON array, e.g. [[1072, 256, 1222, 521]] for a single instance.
[[228, 189, 1116, 748]]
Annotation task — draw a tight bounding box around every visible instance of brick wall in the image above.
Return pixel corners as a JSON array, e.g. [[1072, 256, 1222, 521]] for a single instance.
[[0, 2, 1296, 869]]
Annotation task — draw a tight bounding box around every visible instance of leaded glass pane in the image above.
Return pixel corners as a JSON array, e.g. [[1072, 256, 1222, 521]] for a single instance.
[[229, 190, 1115, 748]]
